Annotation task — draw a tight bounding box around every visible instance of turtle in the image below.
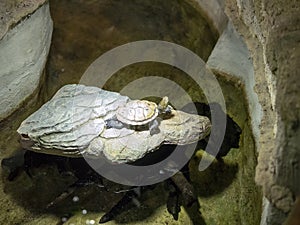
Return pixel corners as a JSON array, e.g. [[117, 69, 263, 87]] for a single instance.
[[105, 96, 173, 135], [12, 85, 216, 223]]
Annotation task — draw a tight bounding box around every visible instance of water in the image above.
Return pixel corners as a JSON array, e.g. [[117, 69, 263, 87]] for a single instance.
[[0, 0, 261, 224]]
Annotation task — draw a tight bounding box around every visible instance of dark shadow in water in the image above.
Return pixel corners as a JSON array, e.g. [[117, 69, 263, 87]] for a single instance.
[[1, 151, 131, 219], [181, 102, 242, 158], [1, 101, 241, 224], [1, 150, 170, 224], [181, 102, 241, 197]]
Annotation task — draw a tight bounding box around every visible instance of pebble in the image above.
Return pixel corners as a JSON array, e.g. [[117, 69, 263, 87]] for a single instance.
[[72, 196, 80, 202], [85, 219, 95, 225], [61, 217, 68, 222]]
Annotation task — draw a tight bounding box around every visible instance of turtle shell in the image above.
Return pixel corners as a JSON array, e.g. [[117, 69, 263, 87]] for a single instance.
[[116, 100, 158, 126]]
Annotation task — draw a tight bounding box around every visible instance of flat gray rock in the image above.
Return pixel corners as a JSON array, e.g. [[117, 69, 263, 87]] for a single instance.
[[18, 84, 129, 151], [18, 84, 211, 163]]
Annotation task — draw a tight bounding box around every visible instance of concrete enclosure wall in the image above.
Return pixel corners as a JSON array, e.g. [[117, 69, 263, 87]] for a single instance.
[[197, 0, 299, 224], [0, 0, 298, 224], [0, 3, 53, 120]]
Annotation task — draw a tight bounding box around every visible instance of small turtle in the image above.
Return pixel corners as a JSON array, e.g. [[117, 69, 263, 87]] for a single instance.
[[13, 84, 214, 223], [106, 96, 173, 135]]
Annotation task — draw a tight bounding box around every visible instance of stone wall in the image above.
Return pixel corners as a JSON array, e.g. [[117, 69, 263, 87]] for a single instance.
[[197, 0, 299, 224], [0, 1, 52, 120], [223, 0, 299, 224], [0, 0, 298, 223], [192, 0, 228, 34]]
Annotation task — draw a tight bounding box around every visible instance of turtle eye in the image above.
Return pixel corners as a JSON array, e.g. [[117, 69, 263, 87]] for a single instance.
[[21, 134, 29, 139]]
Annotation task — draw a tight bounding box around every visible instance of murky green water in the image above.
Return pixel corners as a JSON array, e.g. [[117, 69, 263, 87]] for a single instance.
[[0, 0, 261, 224]]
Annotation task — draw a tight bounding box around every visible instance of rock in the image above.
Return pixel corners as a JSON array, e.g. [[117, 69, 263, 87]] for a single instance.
[[17, 84, 211, 164], [0, 1, 52, 120], [17, 84, 129, 152], [207, 22, 262, 145], [98, 110, 210, 163], [161, 110, 211, 145], [224, 0, 300, 222], [192, 0, 227, 34]]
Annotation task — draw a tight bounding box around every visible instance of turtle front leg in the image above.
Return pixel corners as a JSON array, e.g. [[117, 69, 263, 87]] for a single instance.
[[105, 116, 124, 129], [165, 170, 204, 223], [166, 180, 181, 220], [170, 171, 197, 207], [149, 119, 160, 135]]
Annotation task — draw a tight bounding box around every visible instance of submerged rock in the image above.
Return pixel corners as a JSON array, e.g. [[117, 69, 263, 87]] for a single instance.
[[18, 84, 211, 163]]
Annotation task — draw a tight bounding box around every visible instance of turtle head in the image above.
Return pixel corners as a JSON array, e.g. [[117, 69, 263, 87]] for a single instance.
[[158, 96, 173, 114]]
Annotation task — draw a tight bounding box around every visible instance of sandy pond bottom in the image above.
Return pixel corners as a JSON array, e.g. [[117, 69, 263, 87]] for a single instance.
[[0, 0, 261, 224]]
